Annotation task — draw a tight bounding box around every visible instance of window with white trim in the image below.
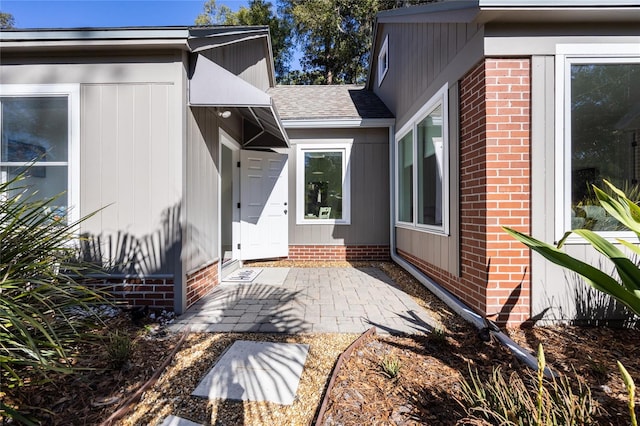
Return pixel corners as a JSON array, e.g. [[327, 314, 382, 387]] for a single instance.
[[556, 45, 640, 237], [296, 142, 351, 224], [378, 35, 389, 86], [395, 84, 448, 234], [0, 84, 80, 223]]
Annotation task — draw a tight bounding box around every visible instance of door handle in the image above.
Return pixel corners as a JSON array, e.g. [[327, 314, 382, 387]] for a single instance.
[[284, 209, 288, 215]]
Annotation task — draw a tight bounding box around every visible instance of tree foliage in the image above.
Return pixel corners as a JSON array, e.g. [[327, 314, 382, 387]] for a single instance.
[[281, 0, 395, 84], [195, 0, 294, 79], [1, 11, 15, 29]]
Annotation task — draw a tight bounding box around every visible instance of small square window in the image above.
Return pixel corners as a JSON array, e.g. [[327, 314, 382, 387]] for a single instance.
[[378, 35, 389, 86], [296, 142, 352, 225]]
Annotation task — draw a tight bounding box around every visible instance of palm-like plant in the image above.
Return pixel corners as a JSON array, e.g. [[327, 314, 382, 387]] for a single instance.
[[0, 171, 106, 417], [504, 180, 640, 317]]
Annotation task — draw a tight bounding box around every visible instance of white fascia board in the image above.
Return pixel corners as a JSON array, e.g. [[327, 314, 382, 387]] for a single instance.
[[479, 0, 640, 6], [0, 39, 189, 51], [0, 27, 190, 41], [376, 0, 478, 23], [281, 118, 395, 129]]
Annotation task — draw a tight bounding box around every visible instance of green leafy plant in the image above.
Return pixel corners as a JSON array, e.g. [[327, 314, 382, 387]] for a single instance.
[[618, 361, 638, 426], [0, 171, 107, 420], [504, 180, 640, 317], [380, 354, 401, 380], [458, 344, 598, 425], [105, 330, 133, 369], [502, 181, 639, 424], [430, 325, 447, 343]]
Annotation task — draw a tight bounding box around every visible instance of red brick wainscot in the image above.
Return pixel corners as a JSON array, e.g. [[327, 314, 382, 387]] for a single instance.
[[186, 260, 219, 308], [84, 276, 174, 310], [288, 245, 390, 261]]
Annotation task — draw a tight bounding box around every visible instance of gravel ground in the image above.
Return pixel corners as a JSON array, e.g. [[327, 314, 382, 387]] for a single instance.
[[122, 333, 359, 426]]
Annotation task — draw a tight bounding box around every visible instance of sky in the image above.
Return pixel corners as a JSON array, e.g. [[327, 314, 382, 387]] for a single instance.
[[1, 0, 250, 29], [1, 0, 304, 69]]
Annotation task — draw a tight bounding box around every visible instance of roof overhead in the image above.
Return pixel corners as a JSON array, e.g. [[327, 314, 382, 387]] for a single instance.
[[0, 26, 273, 54], [376, 0, 640, 24], [189, 53, 288, 147], [268, 85, 394, 128]]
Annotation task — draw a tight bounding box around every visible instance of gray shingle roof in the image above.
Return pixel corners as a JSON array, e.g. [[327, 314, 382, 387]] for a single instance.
[[268, 85, 393, 121]]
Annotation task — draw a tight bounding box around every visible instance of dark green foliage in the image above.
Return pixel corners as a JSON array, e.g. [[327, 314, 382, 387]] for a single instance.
[[0, 171, 107, 420]]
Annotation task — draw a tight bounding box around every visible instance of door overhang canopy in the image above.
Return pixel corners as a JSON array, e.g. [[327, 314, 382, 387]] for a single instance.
[[188, 53, 289, 148]]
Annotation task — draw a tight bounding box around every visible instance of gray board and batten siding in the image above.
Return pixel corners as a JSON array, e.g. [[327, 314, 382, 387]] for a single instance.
[[371, 22, 482, 131], [1, 29, 276, 314], [285, 128, 391, 246], [268, 85, 394, 248], [371, 21, 473, 278], [0, 52, 186, 281], [200, 38, 272, 92]]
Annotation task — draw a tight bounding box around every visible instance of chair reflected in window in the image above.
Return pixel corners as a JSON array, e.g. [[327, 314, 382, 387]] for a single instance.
[[318, 206, 331, 219]]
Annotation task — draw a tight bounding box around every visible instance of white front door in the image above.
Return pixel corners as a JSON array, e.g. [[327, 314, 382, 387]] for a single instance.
[[240, 150, 289, 260]]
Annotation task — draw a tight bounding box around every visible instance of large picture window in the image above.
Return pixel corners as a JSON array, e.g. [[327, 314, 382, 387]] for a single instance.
[[0, 85, 79, 222], [395, 84, 448, 233], [557, 46, 640, 236], [296, 142, 351, 224]]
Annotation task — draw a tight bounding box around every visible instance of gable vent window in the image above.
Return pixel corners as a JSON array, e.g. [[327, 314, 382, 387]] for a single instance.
[[378, 35, 389, 86]]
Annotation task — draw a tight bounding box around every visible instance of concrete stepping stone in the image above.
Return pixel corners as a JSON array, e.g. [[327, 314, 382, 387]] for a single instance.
[[192, 340, 309, 405], [159, 415, 203, 426]]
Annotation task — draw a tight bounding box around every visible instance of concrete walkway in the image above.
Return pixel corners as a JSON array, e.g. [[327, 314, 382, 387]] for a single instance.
[[170, 266, 438, 335]]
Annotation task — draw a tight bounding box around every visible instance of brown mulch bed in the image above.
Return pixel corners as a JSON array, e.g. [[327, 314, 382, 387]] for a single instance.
[[2, 261, 638, 425]]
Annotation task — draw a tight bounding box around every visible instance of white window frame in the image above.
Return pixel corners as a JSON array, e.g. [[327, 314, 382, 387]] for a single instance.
[[296, 141, 352, 225], [378, 35, 389, 87], [555, 44, 640, 242], [0, 84, 80, 224], [395, 84, 449, 235]]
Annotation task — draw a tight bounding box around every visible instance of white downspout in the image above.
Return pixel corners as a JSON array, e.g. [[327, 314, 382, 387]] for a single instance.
[[386, 125, 547, 375]]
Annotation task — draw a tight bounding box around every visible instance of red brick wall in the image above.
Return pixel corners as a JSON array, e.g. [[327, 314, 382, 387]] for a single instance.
[[288, 245, 390, 261], [483, 58, 531, 324], [186, 261, 219, 308], [85, 277, 174, 309], [399, 58, 531, 326]]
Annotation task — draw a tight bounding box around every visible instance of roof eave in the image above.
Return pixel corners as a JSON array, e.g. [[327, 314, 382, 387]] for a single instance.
[[0, 26, 275, 57], [281, 118, 395, 129]]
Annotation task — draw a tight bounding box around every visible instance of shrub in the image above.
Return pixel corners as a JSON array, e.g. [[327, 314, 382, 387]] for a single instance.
[[105, 330, 134, 369], [458, 345, 598, 425], [380, 354, 401, 379], [0, 171, 107, 419], [504, 180, 640, 318]]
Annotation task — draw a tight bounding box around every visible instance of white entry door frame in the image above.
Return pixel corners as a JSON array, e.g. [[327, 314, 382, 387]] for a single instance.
[[240, 149, 289, 260], [219, 129, 241, 262]]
